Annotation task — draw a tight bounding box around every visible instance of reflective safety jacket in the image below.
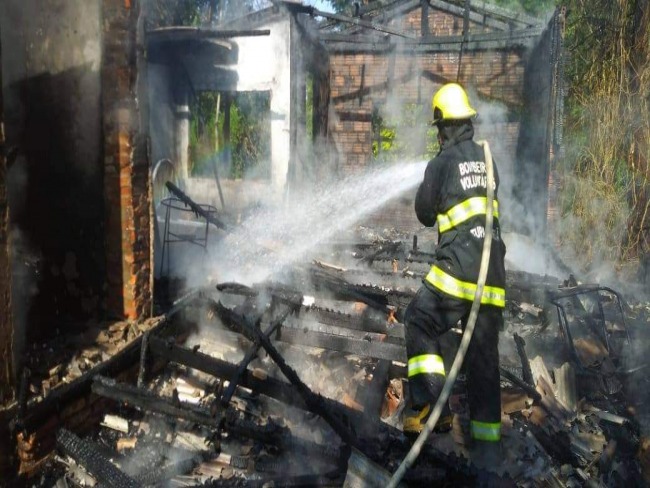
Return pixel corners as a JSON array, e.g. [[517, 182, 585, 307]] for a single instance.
[[415, 124, 506, 307]]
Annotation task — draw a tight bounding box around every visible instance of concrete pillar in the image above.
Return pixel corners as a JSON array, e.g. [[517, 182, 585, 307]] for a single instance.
[[174, 85, 190, 181]]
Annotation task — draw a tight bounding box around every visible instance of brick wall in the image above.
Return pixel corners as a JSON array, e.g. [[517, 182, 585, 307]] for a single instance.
[[329, 6, 526, 175], [102, 0, 152, 320]]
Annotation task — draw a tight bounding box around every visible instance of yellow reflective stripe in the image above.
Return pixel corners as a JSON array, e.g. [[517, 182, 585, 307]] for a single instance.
[[425, 266, 506, 308], [408, 354, 445, 377], [471, 420, 501, 442], [437, 197, 499, 233]]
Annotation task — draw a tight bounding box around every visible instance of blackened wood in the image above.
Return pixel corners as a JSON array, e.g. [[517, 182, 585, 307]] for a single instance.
[[165, 182, 227, 231], [276, 327, 406, 361], [11, 291, 199, 431], [362, 360, 391, 421], [220, 305, 294, 406], [214, 301, 361, 449], [499, 367, 542, 403], [514, 333, 535, 387], [56, 428, 138, 488], [92, 376, 220, 428], [147, 335, 307, 408]]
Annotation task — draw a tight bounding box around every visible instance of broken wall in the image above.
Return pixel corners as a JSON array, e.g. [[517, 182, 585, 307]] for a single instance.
[[102, 0, 152, 320], [326, 4, 529, 232], [0, 0, 104, 345], [328, 7, 525, 175]]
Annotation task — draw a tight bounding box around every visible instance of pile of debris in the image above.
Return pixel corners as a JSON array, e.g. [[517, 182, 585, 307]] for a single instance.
[[9, 235, 650, 486]]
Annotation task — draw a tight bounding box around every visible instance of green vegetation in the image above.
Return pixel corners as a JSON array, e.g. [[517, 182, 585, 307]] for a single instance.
[[371, 104, 439, 162], [555, 0, 649, 270], [189, 92, 271, 179]]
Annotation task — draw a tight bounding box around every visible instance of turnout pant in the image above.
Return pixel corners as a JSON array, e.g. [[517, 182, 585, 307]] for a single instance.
[[404, 285, 503, 442]]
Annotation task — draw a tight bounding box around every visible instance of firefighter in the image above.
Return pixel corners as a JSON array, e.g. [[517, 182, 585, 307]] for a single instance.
[[402, 83, 507, 462]]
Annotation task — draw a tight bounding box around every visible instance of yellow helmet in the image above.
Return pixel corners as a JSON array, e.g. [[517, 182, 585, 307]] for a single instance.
[[431, 83, 477, 123]]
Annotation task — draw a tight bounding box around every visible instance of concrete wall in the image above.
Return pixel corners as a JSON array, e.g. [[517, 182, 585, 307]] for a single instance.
[[0, 0, 103, 345]]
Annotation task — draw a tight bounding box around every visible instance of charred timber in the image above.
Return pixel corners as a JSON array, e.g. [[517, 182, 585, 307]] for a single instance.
[[276, 327, 406, 362], [147, 335, 307, 408], [212, 301, 361, 450], [428, 0, 540, 28], [514, 333, 535, 386], [133, 456, 199, 486], [321, 27, 542, 45], [220, 305, 295, 406], [92, 376, 221, 428], [324, 37, 537, 53], [499, 366, 542, 403], [299, 5, 416, 39], [9, 289, 200, 431], [144, 335, 500, 482], [56, 429, 138, 488], [308, 267, 392, 313], [165, 181, 228, 231]]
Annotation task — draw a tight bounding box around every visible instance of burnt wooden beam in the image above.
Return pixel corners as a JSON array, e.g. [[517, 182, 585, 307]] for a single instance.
[[165, 181, 228, 231], [91, 376, 303, 451], [213, 301, 362, 450], [427, 0, 510, 31], [420, 0, 430, 36], [93, 376, 220, 427], [323, 0, 420, 35], [434, 0, 541, 28], [277, 327, 406, 362], [304, 5, 416, 38], [147, 27, 271, 43], [220, 305, 294, 406], [8, 290, 200, 431], [322, 26, 542, 46], [56, 429, 138, 488], [514, 333, 535, 386], [499, 367, 542, 403], [325, 38, 532, 53], [148, 335, 306, 408], [361, 360, 391, 422]]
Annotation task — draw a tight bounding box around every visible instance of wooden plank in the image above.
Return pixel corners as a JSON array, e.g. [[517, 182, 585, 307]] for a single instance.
[[530, 356, 554, 392], [554, 363, 577, 414]]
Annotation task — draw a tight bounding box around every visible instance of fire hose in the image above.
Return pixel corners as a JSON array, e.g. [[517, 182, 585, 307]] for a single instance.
[[386, 140, 496, 487]]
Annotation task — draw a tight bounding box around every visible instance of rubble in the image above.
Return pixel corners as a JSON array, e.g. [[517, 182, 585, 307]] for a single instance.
[[5, 236, 650, 486]]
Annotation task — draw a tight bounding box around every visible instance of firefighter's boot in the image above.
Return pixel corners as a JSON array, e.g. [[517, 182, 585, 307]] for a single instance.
[[403, 403, 453, 436]]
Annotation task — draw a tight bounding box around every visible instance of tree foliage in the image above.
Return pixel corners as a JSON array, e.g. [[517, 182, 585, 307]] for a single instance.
[[189, 92, 271, 179], [145, 0, 270, 28], [555, 0, 650, 270], [372, 104, 438, 162]]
